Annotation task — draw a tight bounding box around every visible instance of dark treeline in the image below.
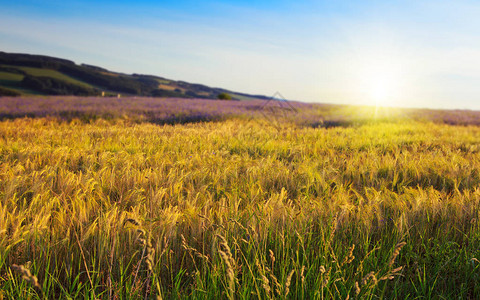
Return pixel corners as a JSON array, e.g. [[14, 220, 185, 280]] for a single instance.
[[21, 75, 97, 96], [0, 87, 20, 96], [0, 51, 270, 100]]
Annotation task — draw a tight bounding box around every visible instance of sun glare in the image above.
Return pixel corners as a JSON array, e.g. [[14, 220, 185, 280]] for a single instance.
[[351, 52, 408, 108], [368, 74, 396, 107]]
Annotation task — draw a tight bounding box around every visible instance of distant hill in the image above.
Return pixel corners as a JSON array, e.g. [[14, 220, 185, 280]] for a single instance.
[[0, 51, 270, 100]]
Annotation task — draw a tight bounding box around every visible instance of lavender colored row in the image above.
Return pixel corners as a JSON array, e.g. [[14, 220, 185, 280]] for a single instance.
[[0, 96, 479, 127]]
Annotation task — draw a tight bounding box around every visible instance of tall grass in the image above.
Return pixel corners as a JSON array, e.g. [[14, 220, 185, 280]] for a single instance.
[[1, 117, 480, 298]]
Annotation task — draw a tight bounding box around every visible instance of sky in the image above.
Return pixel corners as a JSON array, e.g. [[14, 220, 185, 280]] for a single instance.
[[1, 0, 480, 110]]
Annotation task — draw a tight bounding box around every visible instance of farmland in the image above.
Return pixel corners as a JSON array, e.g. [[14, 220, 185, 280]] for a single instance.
[[1, 96, 480, 298]]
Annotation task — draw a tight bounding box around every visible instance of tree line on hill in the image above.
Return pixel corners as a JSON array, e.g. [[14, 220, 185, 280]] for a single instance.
[[0, 51, 269, 100]]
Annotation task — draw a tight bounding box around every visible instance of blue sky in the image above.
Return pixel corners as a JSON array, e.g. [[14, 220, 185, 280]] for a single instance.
[[2, 0, 480, 110]]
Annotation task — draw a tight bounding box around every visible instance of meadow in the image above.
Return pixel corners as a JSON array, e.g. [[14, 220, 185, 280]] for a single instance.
[[1, 96, 480, 299]]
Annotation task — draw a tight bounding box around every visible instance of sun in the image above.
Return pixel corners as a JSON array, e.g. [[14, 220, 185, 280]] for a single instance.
[[351, 53, 407, 108], [367, 73, 397, 107]]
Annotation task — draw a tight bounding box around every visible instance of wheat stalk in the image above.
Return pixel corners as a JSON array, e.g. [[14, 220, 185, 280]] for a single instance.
[[361, 271, 378, 286], [256, 259, 271, 298], [328, 213, 338, 243], [389, 242, 406, 267], [284, 269, 295, 297], [217, 235, 236, 300], [300, 265, 305, 287], [11, 263, 41, 290], [269, 272, 281, 296], [379, 266, 404, 281], [181, 234, 210, 262], [355, 281, 361, 295], [125, 219, 162, 300], [341, 244, 355, 266]]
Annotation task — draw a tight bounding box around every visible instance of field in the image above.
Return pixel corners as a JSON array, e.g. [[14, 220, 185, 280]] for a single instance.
[[1, 96, 480, 299]]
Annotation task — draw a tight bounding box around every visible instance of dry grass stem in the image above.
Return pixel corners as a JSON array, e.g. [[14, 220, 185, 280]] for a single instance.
[[285, 269, 295, 296], [389, 242, 407, 267], [11, 264, 41, 290]]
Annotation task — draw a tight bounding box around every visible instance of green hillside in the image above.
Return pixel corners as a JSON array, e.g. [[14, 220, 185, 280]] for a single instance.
[[0, 51, 270, 100], [13, 66, 96, 88]]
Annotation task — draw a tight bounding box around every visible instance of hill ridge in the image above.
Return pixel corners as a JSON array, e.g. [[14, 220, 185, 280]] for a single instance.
[[0, 51, 269, 100]]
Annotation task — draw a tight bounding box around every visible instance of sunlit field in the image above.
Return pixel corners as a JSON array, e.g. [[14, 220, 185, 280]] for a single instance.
[[2, 97, 480, 298]]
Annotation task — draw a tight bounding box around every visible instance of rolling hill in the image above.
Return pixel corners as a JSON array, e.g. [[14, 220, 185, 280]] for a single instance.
[[0, 51, 270, 100]]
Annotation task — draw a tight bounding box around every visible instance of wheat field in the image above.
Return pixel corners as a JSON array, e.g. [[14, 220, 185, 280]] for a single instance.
[[1, 109, 480, 298]]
